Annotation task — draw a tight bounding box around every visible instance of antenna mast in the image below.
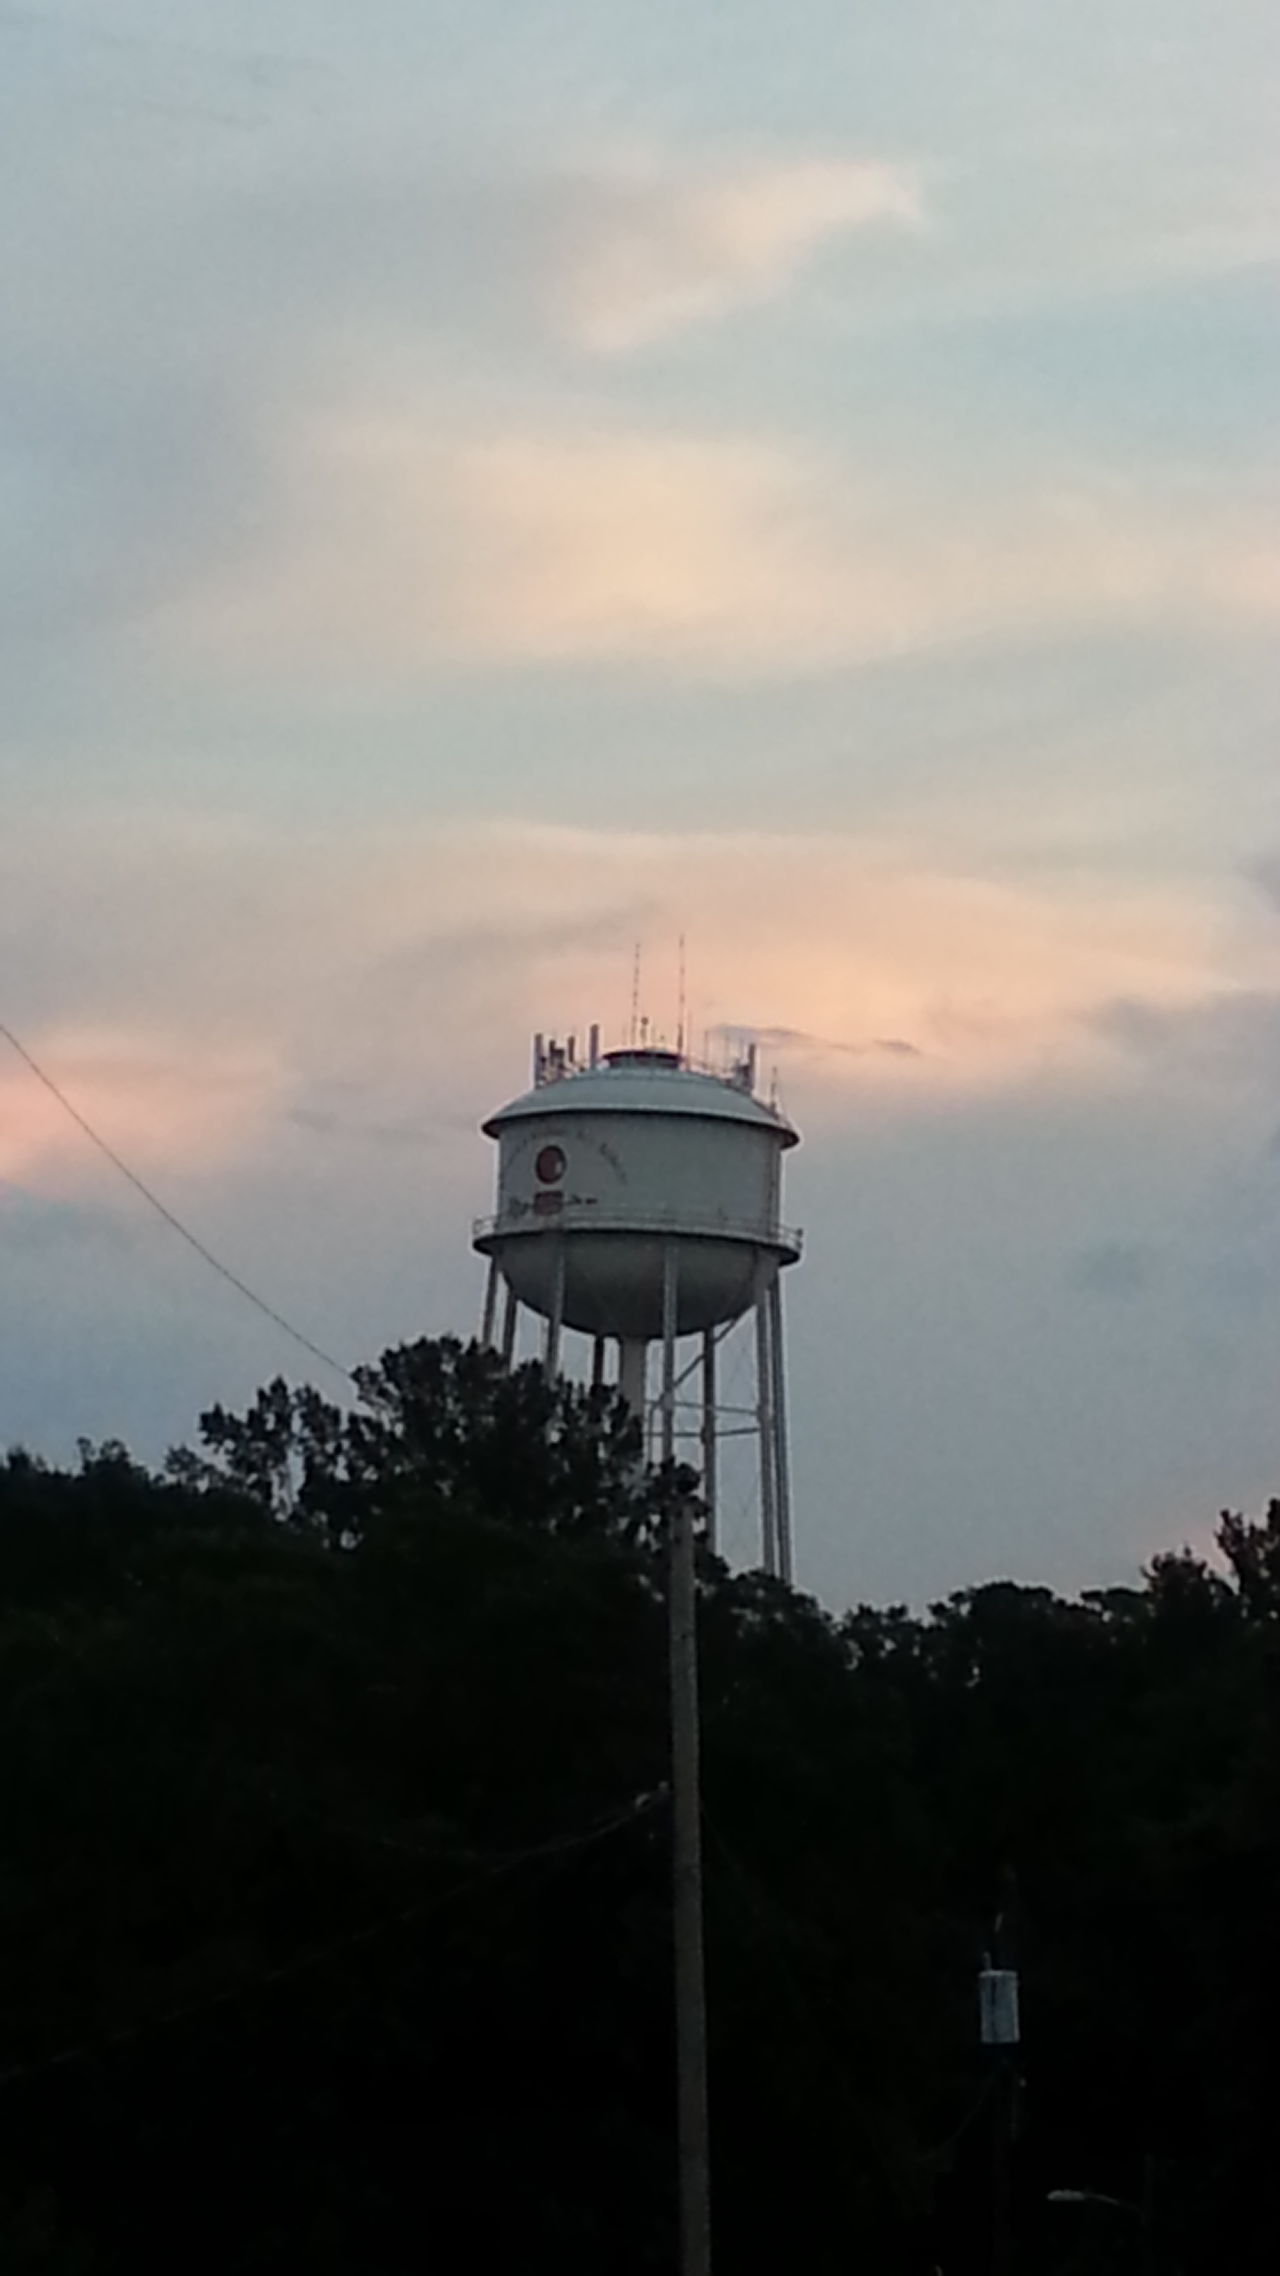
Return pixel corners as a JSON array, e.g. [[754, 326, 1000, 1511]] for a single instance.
[[630, 941, 642, 1046], [677, 934, 687, 1062]]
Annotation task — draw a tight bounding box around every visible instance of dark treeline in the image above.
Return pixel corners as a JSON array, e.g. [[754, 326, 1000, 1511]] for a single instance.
[[0, 1337, 1275, 2272]]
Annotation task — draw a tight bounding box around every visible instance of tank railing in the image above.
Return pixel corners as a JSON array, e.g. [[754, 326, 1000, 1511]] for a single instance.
[[535, 1050, 766, 1101], [473, 1203, 803, 1255]]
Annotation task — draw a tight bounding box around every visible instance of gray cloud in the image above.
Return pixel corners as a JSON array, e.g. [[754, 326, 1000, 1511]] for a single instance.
[[1069, 1239, 1161, 1299], [710, 1023, 922, 1061], [1245, 855, 1280, 915], [286, 1104, 444, 1150], [367, 904, 655, 998], [1089, 991, 1280, 1082], [0, 1182, 135, 1255]]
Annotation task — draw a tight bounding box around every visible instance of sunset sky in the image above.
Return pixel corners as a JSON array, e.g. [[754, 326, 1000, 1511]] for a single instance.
[[3, 0, 1278, 1605]]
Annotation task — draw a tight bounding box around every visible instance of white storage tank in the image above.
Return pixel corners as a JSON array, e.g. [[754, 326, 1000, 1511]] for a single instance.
[[476, 1045, 799, 1339]]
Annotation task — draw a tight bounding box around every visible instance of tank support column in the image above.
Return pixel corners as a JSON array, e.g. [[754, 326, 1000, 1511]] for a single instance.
[[500, 1280, 519, 1367], [544, 1239, 566, 1378], [754, 1257, 780, 1577], [660, 1241, 679, 1468], [700, 1329, 718, 1554], [591, 1336, 607, 1393], [479, 1256, 500, 1350], [618, 1338, 648, 1427], [768, 1277, 793, 1585]]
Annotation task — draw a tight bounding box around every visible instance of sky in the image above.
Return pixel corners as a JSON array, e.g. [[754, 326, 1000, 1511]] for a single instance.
[[2, 0, 1278, 1608]]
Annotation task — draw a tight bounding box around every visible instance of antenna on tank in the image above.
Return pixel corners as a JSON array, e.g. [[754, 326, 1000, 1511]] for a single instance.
[[677, 934, 687, 1062], [630, 942, 642, 1046]]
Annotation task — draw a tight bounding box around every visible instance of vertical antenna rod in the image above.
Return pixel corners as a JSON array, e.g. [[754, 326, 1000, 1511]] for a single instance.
[[677, 934, 687, 1061], [631, 942, 642, 1047]]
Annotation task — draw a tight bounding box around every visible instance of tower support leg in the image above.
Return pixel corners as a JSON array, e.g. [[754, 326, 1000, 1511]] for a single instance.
[[660, 1241, 679, 1468], [500, 1280, 519, 1367], [479, 1256, 500, 1350], [768, 1277, 793, 1586], [700, 1328, 718, 1554], [618, 1338, 648, 1426], [544, 1239, 565, 1378], [754, 1258, 779, 1577], [591, 1336, 607, 1393]]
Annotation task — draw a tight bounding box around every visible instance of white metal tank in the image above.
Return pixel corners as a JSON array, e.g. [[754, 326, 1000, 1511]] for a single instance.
[[473, 1033, 802, 1578], [476, 1044, 799, 1338]]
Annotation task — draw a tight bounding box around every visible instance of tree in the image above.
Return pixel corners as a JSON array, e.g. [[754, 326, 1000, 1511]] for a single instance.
[[168, 1334, 655, 1547]]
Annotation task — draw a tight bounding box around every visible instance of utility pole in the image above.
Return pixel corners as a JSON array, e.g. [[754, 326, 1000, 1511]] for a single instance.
[[669, 1490, 711, 2276], [989, 2055, 1014, 2276], [1140, 2155, 1158, 2276]]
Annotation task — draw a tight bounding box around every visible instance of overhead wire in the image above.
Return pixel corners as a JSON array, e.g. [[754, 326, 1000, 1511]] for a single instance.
[[294, 1785, 669, 1872], [0, 1018, 357, 1390]]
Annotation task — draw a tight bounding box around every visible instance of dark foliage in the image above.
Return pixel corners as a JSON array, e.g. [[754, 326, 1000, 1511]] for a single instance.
[[0, 1336, 1275, 2271]]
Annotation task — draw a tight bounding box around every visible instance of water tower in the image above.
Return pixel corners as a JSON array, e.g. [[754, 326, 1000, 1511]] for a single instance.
[[473, 1028, 802, 1579]]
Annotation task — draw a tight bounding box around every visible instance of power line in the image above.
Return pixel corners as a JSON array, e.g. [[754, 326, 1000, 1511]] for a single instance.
[[312, 1786, 668, 1871], [0, 1019, 356, 1389]]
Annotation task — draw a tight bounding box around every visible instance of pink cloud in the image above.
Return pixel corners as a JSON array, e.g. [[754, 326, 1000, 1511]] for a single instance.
[[2, 812, 1259, 1205], [0, 1026, 285, 1194], [152, 415, 1280, 681], [545, 153, 923, 352]]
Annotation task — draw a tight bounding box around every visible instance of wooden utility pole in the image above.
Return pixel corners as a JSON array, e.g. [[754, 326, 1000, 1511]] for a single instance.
[[989, 2056, 1013, 2276], [669, 1491, 711, 2276]]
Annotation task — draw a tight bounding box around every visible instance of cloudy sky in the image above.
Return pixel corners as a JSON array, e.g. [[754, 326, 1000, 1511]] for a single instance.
[[3, 0, 1278, 1606]]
